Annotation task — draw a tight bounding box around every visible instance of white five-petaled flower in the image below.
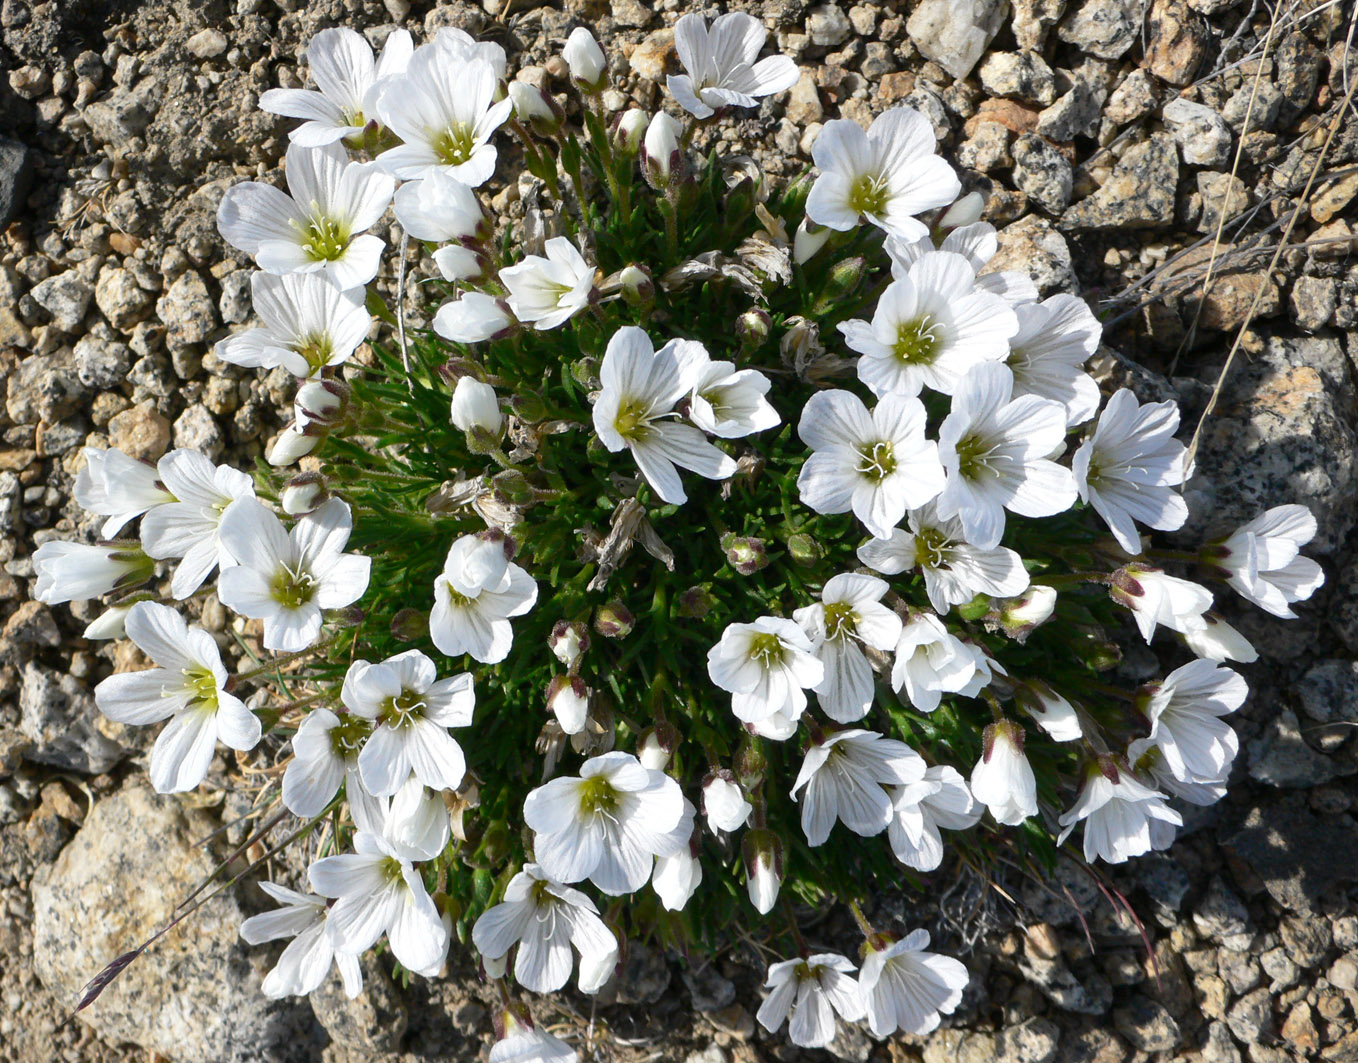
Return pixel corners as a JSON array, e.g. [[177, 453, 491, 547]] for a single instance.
[[429, 534, 538, 663], [139, 449, 256, 599], [885, 221, 1040, 306], [239, 881, 363, 999], [217, 498, 371, 652], [793, 573, 903, 722], [217, 141, 395, 290], [888, 764, 982, 871], [1110, 564, 1213, 644], [806, 108, 961, 239], [376, 51, 512, 185], [341, 649, 475, 797], [32, 541, 154, 605], [791, 729, 925, 846], [309, 827, 448, 977], [1056, 760, 1182, 864], [890, 611, 981, 712], [1004, 294, 1102, 427], [260, 27, 413, 146], [499, 237, 596, 329], [707, 616, 824, 727], [936, 363, 1077, 551], [666, 12, 799, 119], [859, 929, 970, 1037], [1212, 504, 1324, 618], [1127, 739, 1227, 807], [757, 953, 866, 1049], [216, 272, 371, 379], [858, 502, 1030, 615], [471, 863, 618, 994], [797, 389, 944, 540], [431, 26, 509, 80], [969, 719, 1037, 826], [838, 250, 1017, 399], [651, 798, 702, 911], [522, 751, 686, 896], [591, 326, 737, 505], [72, 446, 173, 538], [282, 706, 380, 823], [675, 345, 780, 439], [1140, 659, 1248, 784], [1072, 388, 1188, 554], [94, 602, 261, 793]]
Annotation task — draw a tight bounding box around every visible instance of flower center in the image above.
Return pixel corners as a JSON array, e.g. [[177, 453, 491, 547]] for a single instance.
[[613, 398, 653, 442], [822, 600, 858, 641], [953, 433, 996, 480], [856, 439, 897, 481], [914, 525, 954, 570], [433, 123, 478, 166], [848, 173, 889, 217], [181, 665, 219, 710], [379, 688, 428, 729], [301, 215, 351, 262], [748, 631, 786, 667], [578, 775, 619, 815], [893, 315, 942, 366], [442, 580, 477, 608], [294, 333, 335, 376], [340, 106, 365, 127], [379, 855, 405, 884], [271, 562, 317, 608], [328, 713, 372, 759]]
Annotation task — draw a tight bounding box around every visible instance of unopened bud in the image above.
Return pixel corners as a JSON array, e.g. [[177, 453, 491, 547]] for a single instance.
[[722, 533, 768, 575], [824, 255, 867, 299], [786, 532, 823, 567], [593, 600, 634, 638], [549, 619, 589, 667], [509, 390, 550, 424], [642, 112, 682, 189], [618, 264, 654, 306], [735, 735, 768, 789], [936, 190, 985, 232], [793, 217, 831, 264], [613, 108, 648, 154], [281, 471, 329, 516], [676, 585, 716, 619], [638, 721, 678, 769], [390, 607, 428, 642], [994, 584, 1057, 640], [83, 590, 156, 640], [433, 244, 491, 285], [267, 423, 320, 466], [563, 27, 608, 93], [736, 307, 772, 350], [1015, 681, 1082, 742], [450, 376, 504, 436], [491, 468, 533, 507], [508, 80, 564, 135], [703, 771, 753, 832], [295, 379, 351, 429], [742, 829, 783, 914], [547, 674, 590, 734]]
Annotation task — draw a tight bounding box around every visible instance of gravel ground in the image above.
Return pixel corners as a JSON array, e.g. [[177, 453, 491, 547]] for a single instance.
[[2, 0, 1358, 1061]]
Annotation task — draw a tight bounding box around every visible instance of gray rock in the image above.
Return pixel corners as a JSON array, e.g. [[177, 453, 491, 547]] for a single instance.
[[30, 270, 94, 332], [1036, 75, 1105, 141], [1247, 708, 1337, 788], [1104, 68, 1159, 126], [74, 334, 133, 389], [1225, 986, 1275, 1045], [31, 779, 324, 1062], [683, 1048, 727, 1063], [1113, 995, 1181, 1052], [986, 214, 1076, 295], [1290, 275, 1338, 331], [1061, 133, 1177, 230], [613, 941, 670, 1004], [157, 270, 218, 351], [806, 4, 852, 46], [682, 964, 737, 1012], [958, 121, 1012, 171], [19, 660, 124, 774], [82, 81, 161, 143], [1201, 1020, 1243, 1063], [1135, 853, 1192, 920], [1019, 948, 1113, 1015], [978, 51, 1056, 105], [95, 265, 155, 332], [1010, 0, 1067, 49], [997, 1016, 1060, 1063], [1192, 878, 1251, 948], [1057, 0, 1138, 58], [1162, 98, 1232, 167], [172, 404, 225, 459], [0, 135, 35, 227], [185, 27, 228, 59], [1295, 659, 1358, 724], [1221, 80, 1284, 132], [1223, 796, 1358, 912], [218, 269, 255, 325], [1196, 171, 1250, 234], [1011, 133, 1072, 213], [826, 1020, 872, 1062], [907, 0, 1010, 80], [308, 954, 407, 1054]]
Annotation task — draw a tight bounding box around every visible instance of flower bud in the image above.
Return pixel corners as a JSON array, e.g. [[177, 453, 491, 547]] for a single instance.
[[780, 532, 821, 567], [1015, 681, 1083, 742], [82, 590, 156, 640], [676, 585, 716, 619], [549, 619, 589, 667], [295, 379, 351, 429], [793, 217, 831, 264], [936, 190, 985, 232], [593, 600, 634, 639], [703, 771, 753, 833], [638, 721, 678, 770], [642, 112, 682, 188], [735, 735, 767, 789], [547, 674, 590, 735], [450, 376, 504, 438], [613, 108, 648, 154], [563, 27, 608, 93], [824, 255, 867, 300], [994, 584, 1058, 640], [618, 264, 654, 306], [433, 293, 517, 344], [267, 424, 320, 466], [280, 471, 329, 516], [509, 390, 550, 424], [742, 829, 782, 914], [432, 244, 491, 285], [491, 468, 534, 507], [390, 607, 428, 642], [721, 533, 768, 575], [483, 951, 508, 981], [736, 307, 772, 350], [508, 80, 564, 135]]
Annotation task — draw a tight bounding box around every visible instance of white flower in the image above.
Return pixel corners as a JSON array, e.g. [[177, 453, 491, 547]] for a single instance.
[[970, 720, 1037, 826], [429, 534, 537, 663], [667, 12, 798, 119], [434, 292, 515, 343], [471, 863, 618, 994], [994, 583, 1058, 638], [1072, 389, 1188, 554], [796, 389, 944, 540], [614, 108, 648, 152], [703, 772, 753, 832], [340, 649, 475, 797], [309, 828, 448, 977], [522, 751, 685, 896], [757, 953, 865, 1049], [591, 326, 737, 505], [791, 729, 925, 846], [352, 774, 452, 859], [858, 503, 1029, 615], [392, 168, 491, 245], [217, 272, 371, 379], [282, 707, 379, 821], [1141, 659, 1247, 784], [859, 929, 969, 1037], [794, 217, 832, 264], [1213, 504, 1324, 618], [793, 573, 902, 722], [683, 357, 780, 439], [72, 447, 173, 538], [1005, 294, 1102, 426], [490, 1026, 577, 1063], [641, 111, 682, 186], [936, 363, 1077, 551], [376, 52, 511, 185], [838, 250, 1017, 399], [217, 141, 394, 289], [239, 882, 363, 999], [885, 221, 1038, 306], [500, 237, 595, 329], [83, 598, 144, 641], [547, 676, 590, 734], [1181, 613, 1258, 663], [563, 27, 608, 92], [744, 830, 782, 913], [33, 541, 153, 605], [806, 108, 960, 238], [94, 602, 261, 793], [888, 765, 981, 871], [1016, 682, 1083, 742], [260, 27, 413, 146], [267, 422, 321, 466], [651, 799, 701, 911], [432, 26, 508, 80], [216, 498, 371, 652], [889, 612, 978, 712], [450, 377, 504, 435], [139, 449, 256, 599], [707, 616, 824, 726], [1057, 761, 1182, 864], [1110, 565, 1213, 643], [1128, 739, 1227, 807]]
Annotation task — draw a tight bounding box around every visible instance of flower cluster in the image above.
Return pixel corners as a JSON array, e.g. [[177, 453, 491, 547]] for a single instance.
[[37, 14, 1323, 1058]]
